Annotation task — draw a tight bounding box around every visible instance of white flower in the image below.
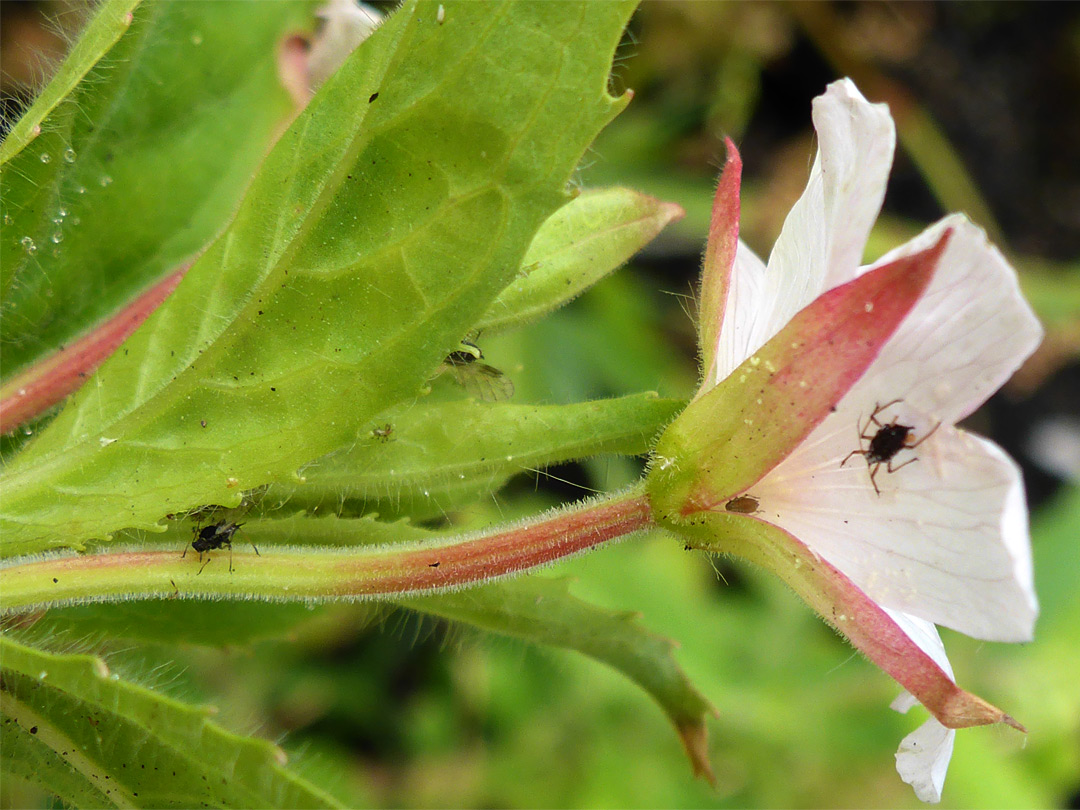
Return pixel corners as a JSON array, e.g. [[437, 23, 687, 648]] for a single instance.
[[663, 78, 1041, 802], [308, 0, 383, 89]]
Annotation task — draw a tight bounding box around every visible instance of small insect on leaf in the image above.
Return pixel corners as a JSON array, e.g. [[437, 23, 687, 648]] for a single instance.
[[371, 423, 393, 442], [182, 520, 259, 574], [840, 399, 941, 495], [440, 338, 514, 402], [725, 494, 760, 514]]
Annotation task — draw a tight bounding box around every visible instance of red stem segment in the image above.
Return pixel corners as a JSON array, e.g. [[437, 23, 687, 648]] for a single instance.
[[0, 489, 655, 612], [0, 265, 189, 433], [332, 488, 654, 595]]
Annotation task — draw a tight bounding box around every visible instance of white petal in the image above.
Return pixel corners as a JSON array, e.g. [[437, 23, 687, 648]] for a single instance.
[[750, 211, 1041, 640], [308, 0, 383, 88], [895, 717, 955, 804], [883, 608, 955, 679], [749, 79, 896, 358], [858, 215, 1043, 425], [888, 614, 955, 803], [712, 240, 768, 383], [753, 416, 1037, 641]]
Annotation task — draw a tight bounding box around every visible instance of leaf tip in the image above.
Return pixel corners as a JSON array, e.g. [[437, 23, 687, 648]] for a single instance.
[[677, 719, 716, 787], [1003, 714, 1027, 734], [660, 201, 686, 225]]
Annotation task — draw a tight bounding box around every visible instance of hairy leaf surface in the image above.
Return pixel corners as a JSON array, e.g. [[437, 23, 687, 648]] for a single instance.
[[262, 393, 682, 519], [0, 636, 341, 808], [1, 1, 310, 382], [0, 0, 140, 166], [1, 0, 636, 555]]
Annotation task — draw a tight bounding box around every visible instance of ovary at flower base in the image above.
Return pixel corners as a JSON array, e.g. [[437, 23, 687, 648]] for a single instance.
[[646, 79, 1042, 803]]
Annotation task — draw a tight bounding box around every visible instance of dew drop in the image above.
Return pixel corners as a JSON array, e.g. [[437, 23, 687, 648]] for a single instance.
[[2, 213, 11, 225], [20, 236, 37, 255], [99, 174, 113, 187], [51, 230, 63, 244], [76, 186, 87, 195], [62, 147, 76, 163], [39, 152, 51, 164], [58, 206, 68, 217]]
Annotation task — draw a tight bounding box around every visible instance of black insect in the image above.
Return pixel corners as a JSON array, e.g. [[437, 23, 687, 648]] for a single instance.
[[440, 338, 514, 402], [182, 520, 258, 574], [371, 423, 394, 442], [840, 399, 940, 495]]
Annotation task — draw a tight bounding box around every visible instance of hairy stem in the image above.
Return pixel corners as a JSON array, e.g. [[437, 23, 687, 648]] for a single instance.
[[0, 265, 189, 432], [0, 486, 654, 613]]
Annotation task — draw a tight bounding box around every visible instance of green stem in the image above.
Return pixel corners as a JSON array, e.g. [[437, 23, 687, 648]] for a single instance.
[[0, 485, 653, 613]]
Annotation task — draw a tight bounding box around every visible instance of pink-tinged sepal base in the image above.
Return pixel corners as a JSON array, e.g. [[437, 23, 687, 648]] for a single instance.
[[648, 230, 950, 520], [677, 510, 1023, 733], [696, 138, 742, 390]]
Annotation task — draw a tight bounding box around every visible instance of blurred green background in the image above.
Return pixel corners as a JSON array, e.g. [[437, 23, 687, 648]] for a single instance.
[[2, 2, 1078, 807]]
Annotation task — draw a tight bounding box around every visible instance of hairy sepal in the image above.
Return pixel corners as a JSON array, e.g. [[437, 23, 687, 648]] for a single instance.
[[648, 231, 949, 521], [678, 511, 1023, 731]]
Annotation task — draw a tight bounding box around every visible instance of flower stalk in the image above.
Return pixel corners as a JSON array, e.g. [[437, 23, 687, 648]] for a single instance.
[[0, 485, 653, 614]]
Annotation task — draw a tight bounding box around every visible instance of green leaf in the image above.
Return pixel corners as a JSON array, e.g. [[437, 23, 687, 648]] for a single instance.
[[31, 600, 324, 647], [0, 636, 342, 808], [1, 1, 311, 381], [0, 0, 140, 166], [477, 187, 684, 334], [402, 576, 718, 782], [0, 0, 637, 555], [262, 393, 683, 519]]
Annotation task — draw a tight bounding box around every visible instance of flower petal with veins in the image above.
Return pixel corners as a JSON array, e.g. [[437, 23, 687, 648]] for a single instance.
[[656, 75, 1042, 803], [744, 79, 896, 362]]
